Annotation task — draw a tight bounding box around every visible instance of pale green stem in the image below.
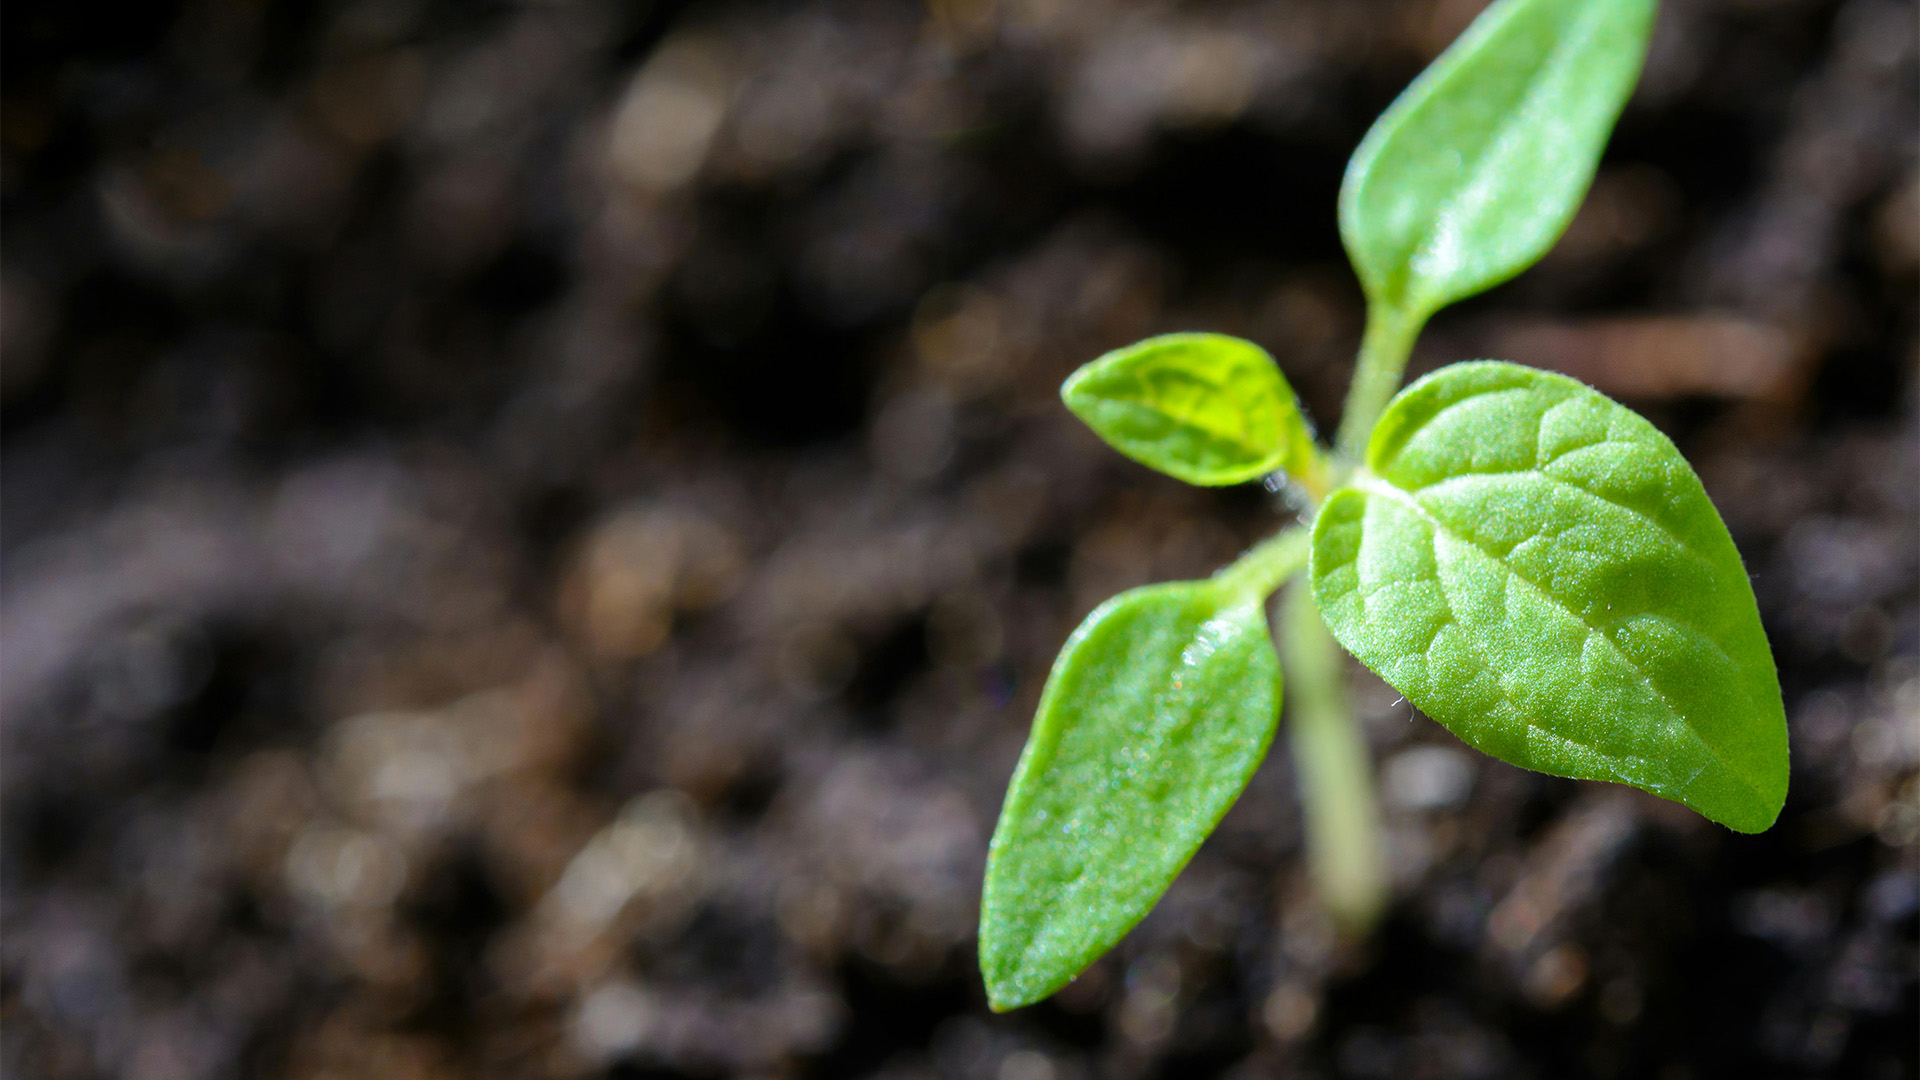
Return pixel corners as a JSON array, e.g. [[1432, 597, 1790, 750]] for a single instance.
[[1279, 580, 1387, 933], [1212, 526, 1310, 600], [1335, 303, 1426, 459]]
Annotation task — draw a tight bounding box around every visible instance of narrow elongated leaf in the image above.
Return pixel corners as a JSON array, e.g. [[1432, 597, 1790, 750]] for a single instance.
[[1062, 333, 1316, 486], [1341, 0, 1656, 320], [981, 578, 1282, 1010], [1309, 362, 1788, 833]]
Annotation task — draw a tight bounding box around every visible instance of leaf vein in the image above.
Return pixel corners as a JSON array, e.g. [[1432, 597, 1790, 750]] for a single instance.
[[1408, 464, 1713, 570], [1352, 475, 1767, 803]]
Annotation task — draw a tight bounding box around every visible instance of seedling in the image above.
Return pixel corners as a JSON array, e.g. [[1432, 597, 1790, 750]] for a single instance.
[[979, 0, 1788, 1012]]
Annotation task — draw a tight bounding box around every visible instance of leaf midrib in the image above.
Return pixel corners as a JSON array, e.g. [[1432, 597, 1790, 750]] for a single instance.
[[1109, 387, 1270, 454], [1347, 472, 1772, 805], [1408, 467, 1716, 573], [1375, 381, 1717, 572]]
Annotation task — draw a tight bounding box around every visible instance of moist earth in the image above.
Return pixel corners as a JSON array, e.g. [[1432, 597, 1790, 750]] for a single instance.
[[2, 0, 1915, 1077]]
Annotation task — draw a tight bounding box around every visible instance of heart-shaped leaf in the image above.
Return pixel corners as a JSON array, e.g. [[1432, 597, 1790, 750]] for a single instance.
[[1310, 361, 1788, 833], [980, 577, 1283, 1010], [1340, 0, 1656, 321], [1062, 333, 1316, 487]]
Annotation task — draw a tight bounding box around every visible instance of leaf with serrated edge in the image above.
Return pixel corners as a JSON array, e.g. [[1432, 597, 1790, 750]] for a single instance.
[[980, 579, 1282, 1010], [1310, 362, 1787, 833], [1062, 333, 1315, 487], [1341, 0, 1656, 320]]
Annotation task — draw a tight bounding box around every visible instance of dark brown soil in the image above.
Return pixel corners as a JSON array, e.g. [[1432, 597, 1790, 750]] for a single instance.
[[2, 1, 1914, 1078]]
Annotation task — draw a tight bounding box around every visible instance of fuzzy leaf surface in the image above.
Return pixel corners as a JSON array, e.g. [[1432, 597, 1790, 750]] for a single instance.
[[1310, 362, 1787, 833], [980, 579, 1281, 1010], [1062, 333, 1315, 486], [1340, 0, 1656, 319]]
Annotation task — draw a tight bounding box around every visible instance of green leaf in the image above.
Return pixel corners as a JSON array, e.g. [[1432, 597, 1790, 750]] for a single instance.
[[1340, 0, 1656, 321], [1062, 333, 1316, 487], [981, 577, 1283, 1010], [1309, 361, 1788, 833]]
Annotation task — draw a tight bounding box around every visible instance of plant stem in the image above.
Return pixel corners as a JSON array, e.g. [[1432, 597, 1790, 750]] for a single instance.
[[1335, 303, 1425, 459], [1213, 526, 1310, 600], [1279, 580, 1387, 934]]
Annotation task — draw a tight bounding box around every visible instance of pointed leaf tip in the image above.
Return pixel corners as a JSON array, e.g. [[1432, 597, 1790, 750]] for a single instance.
[[1310, 361, 1788, 833], [1340, 0, 1658, 321], [979, 579, 1285, 1007]]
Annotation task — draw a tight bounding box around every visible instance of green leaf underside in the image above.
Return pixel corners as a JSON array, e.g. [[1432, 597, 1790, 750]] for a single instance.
[[1062, 333, 1314, 486], [1340, 0, 1656, 319], [980, 580, 1281, 1010], [1310, 362, 1787, 833]]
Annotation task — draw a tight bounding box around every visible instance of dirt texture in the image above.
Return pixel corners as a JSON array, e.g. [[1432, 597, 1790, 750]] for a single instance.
[[2, 0, 1915, 1078]]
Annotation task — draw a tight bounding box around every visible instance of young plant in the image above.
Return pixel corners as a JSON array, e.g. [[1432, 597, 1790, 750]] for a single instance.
[[979, 0, 1789, 1012]]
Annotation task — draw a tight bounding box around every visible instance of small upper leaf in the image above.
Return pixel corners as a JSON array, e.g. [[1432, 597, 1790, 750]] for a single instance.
[[1062, 333, 1316, 487], [1340, 0, 1656, 321], [1309, 361, 1788, 833], [980, 578, 1283, 1010]]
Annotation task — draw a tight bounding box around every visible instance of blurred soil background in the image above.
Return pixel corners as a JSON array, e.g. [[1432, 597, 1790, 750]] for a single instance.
[[2, 0, 1917, 1077]]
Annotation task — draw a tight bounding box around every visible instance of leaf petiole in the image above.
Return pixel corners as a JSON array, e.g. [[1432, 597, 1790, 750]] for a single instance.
[[1211, 525, 1310, 601]]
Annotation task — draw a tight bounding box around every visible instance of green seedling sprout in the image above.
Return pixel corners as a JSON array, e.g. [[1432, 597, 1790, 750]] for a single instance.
[[979, 0, 1788, 1012]]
